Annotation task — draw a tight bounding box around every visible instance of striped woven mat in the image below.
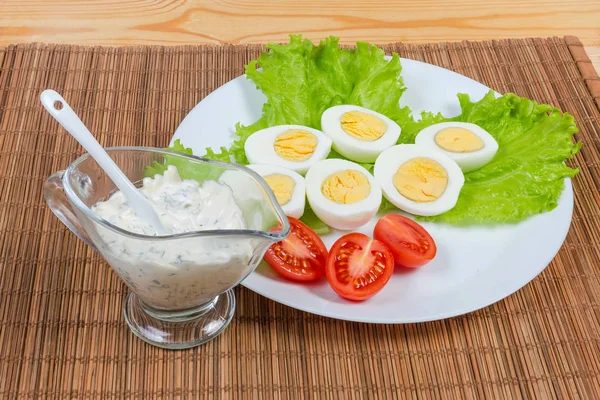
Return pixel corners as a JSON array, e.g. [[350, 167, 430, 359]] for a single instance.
[[1, 36, 599, 399]]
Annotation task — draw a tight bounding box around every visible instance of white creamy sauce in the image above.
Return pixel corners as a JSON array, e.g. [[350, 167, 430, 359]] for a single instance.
[[90, 166, 255, 310], [93, 165, 245, 235]]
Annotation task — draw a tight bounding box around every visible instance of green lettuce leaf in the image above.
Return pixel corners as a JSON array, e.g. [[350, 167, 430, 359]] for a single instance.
[[327, 149, 374, 173], [145, 139, 191, 176], [196, 35, 581, 227], [145, 139, 224, 182], [407, 91, 581, 224], [203, 34, 411, 230], [299, 204, 331, 235], [206, 34, 411, 164]]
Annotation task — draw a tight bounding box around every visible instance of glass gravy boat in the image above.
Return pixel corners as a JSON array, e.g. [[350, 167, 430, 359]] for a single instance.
[[44, 147, 289, 349]]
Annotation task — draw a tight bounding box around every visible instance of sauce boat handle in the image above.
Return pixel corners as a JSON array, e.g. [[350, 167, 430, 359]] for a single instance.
[[44, 170, 97, 250]]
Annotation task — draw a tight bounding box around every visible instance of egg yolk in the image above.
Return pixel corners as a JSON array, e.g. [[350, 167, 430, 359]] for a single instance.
[[394, 158, 448, 203], [263, 174, 296, 205], [274, 129, 318, 161], [434, 127, 484, 153], [321, 170, 371, 204], [340, 111, 387, 141]]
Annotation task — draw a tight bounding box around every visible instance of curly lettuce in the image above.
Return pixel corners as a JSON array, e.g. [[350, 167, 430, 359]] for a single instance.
[[399, 91, 581, 224], [145, 139, 225, 182], [207, 34, 410, 166], [195, 35, 581, 226]]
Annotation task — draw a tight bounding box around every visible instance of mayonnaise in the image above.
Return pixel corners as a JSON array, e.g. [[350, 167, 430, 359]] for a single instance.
[[90, 166, 254, 310]]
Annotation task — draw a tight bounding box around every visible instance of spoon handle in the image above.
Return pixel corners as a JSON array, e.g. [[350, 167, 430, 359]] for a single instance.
[[40, 90, 167, 235]]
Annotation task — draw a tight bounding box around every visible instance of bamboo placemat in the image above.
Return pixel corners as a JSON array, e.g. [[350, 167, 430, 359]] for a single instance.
[[1, 36, 600, 399]]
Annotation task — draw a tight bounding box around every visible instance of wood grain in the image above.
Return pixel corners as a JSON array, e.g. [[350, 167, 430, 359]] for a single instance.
[[1, 0, 599, 72]]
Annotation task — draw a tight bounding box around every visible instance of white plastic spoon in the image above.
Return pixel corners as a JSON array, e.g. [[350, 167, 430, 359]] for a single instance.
[[40, 89, 167, 235]]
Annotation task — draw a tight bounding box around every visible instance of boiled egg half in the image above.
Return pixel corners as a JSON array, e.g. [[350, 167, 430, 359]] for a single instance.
[[374, 144, 464, 216], [321, 105, 401, 163], [305, 159, 381, 230], [244, 125, 332, 174], [247, 164, 306, 219], [415, 122, 498, 172]]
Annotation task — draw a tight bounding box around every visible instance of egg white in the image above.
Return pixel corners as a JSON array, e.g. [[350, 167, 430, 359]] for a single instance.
[[374, 144, 465, 216], [320, 105, 401, 163], [414, 122, 498, 173], [247, 164, 306, 219], [305, 159, 382, 230], [244, 125, 332, 174]]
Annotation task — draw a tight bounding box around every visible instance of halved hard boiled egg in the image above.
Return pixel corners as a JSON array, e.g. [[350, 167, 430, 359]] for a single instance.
[[244, 125, 332, 174], [415, 122, 498, 172], [305, 159, 382, 230], [247, 164, 306, 219], [321, 105, 401, 163], [374, 144, 465, 216]]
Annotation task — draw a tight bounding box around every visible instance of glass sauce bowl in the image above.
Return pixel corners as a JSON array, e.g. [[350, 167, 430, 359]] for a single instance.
[[44, 147, 289, 349]]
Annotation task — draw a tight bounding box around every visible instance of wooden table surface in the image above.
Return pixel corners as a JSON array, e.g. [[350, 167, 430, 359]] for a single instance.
[[1, 0, 599, 74]]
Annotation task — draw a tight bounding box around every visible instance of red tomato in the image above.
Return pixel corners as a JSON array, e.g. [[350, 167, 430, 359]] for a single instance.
[[373, 214, 437, 268], [264, 217, 328, 282], [325, 233, 394, 301]]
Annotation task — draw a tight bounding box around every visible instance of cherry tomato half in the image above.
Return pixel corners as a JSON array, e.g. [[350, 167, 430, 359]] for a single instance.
[[373, 214, 436, 268], [326, 233, 394, 301], [264, 217, 328, 282]]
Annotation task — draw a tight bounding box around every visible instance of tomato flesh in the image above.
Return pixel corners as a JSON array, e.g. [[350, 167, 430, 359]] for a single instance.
[[326, 233, 394, 301], [373, 214, 436, 268], [264, 217, 328, 282]]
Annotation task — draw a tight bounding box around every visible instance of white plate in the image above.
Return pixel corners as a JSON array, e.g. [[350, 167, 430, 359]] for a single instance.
[[171, 58, 573, 323]]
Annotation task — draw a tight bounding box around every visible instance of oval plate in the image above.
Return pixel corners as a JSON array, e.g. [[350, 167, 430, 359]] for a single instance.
[[171, 58, 573, 323]]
